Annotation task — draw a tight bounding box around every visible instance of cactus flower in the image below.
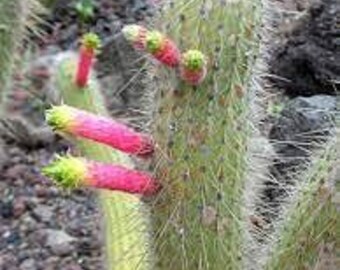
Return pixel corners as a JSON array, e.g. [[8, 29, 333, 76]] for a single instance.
[[180, 50, 207, 85], [145, 31, 181, 67], [42, 156, 160, 196], [46, 105, 154, 156], [122, 24, 148, 50], [75, 33, 101, 88]]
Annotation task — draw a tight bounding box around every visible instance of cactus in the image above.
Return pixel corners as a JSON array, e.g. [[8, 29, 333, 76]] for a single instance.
[[0, 0, 44, 109], [46, 39, 154, 269], [263, 135, 340, 269], [41, 0, 340, 269], [146, 0, 260, 269]]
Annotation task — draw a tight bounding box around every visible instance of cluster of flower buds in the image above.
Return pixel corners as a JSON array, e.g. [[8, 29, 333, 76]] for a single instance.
[[43, 33, 159, 196], [122, 24, 208, 85]]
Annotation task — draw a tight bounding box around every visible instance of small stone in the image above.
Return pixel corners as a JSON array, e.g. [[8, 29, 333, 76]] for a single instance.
[[32, 205, 53, 222], [0, 201, 13, 218], [19, 259, 37, 270], [13, 198, 27, 218], [46, 229, 76, 256]]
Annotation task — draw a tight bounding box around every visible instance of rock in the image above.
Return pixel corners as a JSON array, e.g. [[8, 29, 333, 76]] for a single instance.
[[270, 0, 340, 96], [19, 259, 37, 270], [270, 95, 337, 157], [0, 200, 14, 219], [32, 205, 54, 223], [45, 229, 76, 256], [12, 198, 27, 218], [259, 95, 339, 220]]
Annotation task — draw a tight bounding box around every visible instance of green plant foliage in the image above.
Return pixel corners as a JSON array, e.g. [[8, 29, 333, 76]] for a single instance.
[[75, 0, 95, 23]]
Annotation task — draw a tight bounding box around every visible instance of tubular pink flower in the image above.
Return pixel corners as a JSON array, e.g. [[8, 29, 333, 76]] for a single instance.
[[42, 156, 160, 196], [180, 50, 207, 85], [75, 33, 101, 88], [122, 24, 148, 50], [46, 105, 154, 157]]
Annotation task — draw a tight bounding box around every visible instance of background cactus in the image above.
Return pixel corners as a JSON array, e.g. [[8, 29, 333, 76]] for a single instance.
[[49, 52, 153, 270], [0, 0, 44, 110]]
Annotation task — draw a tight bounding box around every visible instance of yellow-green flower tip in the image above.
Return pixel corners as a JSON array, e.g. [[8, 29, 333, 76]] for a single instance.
[[81, 33, 101, 50], [122, 24, 141, 42], [182, 50, 206, 71], [42, 156, 87, 189], [146, 31, 164, 53], [45, 105, 73, 131]]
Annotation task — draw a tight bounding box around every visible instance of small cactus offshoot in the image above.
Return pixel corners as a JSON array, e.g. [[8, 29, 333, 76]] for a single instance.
[[43, 155, 160, 196], [46, 105, 154, 156], [180, 50, 207, 85], [75, 33, 101, 88]]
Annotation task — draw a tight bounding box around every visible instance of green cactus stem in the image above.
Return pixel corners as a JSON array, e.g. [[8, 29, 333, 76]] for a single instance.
[[53, 56, 152, 270], [148, 0, 260, 269], [264, 136, 340, 269], [0, 0, 25, 109], [0, 0, 44, 110]]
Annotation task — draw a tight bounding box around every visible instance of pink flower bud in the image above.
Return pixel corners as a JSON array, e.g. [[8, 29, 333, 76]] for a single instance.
[[146, 31, 181, 67], [46, 105, 154, 157], [180, 50, 207, 85], [43, 156, 160, 196], [122, 24, 148, 50], [75, 33, 101, 88]]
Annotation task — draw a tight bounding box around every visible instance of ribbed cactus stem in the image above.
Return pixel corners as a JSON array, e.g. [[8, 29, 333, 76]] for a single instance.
[[264, 136, 340, 269], [149, 1, 260, 269], [0, 0, 25, 109], [53, 55, 152, 270]]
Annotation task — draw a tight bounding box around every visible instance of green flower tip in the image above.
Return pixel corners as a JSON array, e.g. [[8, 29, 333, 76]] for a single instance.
[[146, 31, 164, 53], [45, 105, 73, 131], [81, 33, 101, 50], [182, 50, 206, 71], [42, 156, 86, 189], [122, 24, 141, 41]]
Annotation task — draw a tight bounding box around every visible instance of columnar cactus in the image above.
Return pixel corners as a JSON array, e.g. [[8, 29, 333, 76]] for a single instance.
[[144, 1, 260, 269], [0, 0, 26, 108], [42, 0, 339, 269], [45, 34, 154, 270]]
